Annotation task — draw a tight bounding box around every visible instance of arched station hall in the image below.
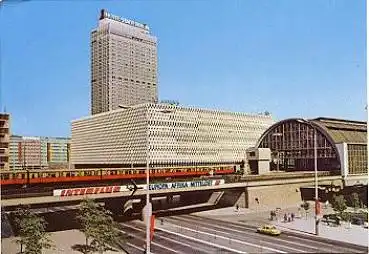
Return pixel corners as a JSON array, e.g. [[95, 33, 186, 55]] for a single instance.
[[255, 117, 367, 177]]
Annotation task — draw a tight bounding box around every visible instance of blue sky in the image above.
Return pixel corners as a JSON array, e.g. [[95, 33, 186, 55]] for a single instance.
[[0, 0, 366, 137]]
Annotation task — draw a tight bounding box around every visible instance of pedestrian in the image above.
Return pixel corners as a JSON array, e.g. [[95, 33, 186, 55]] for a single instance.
[[291, 213, 295, 221], [288, 213, 291, 222], [236, 204, 239, 211], [270, 210, 276, 221], [284, 213, 287, 222]]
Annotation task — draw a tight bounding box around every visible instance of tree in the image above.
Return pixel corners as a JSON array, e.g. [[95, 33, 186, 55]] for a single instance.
[[13, 207, 52, 254], [331, 194, 347, 216], [77, 198, 121, 254], [351, 192, 360, 211]]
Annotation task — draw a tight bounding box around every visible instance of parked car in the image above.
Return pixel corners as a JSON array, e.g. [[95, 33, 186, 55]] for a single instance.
[[257, 225, 281, 236], [351, 216, 365, 226], [322, 214, 341, 226]]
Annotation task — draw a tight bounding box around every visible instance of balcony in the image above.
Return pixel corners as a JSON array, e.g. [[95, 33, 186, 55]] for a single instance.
[[0, 157, 9, 163], [0, 128, 9, 134], [0, 143, 9, 148]]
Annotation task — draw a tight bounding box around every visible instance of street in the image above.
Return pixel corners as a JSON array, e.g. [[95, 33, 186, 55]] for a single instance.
[[118, 215, 368, 253]]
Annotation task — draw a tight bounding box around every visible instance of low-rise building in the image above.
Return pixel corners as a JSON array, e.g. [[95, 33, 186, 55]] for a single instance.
[[71, 103, 274, 168], [9, 135, 70, 170], [0, 113, 10, 170]]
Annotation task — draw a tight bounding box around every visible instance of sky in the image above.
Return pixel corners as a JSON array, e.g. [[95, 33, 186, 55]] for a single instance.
[[0, 0, 366, 137]]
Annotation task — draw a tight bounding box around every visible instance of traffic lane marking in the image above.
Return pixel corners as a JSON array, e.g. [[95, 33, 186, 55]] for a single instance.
[[186, 214, 366, 251], [117, 229, 156, 254], [167, 216, 303, 253], [157, 221, 286, 253], [181, 215, 340, 253], [172, 216, 311, 253], [157, 227, 247, 254], [126, 242, 147, 253], [121, 222, 213, 254], [118, 227, 179, 254], [118, 223, 185, 254], [154, 231, 217, 254], [284, 235, 366, 253]]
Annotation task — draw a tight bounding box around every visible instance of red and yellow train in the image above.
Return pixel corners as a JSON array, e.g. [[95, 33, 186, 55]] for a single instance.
[[0, 165, 236, 186]]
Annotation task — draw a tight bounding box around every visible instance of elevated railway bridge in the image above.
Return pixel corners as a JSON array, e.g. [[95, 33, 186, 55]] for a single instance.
[[1, 171, 366, 217]]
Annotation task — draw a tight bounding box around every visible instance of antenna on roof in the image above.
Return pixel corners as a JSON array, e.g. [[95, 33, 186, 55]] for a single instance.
[[100, 9, 106, 20]]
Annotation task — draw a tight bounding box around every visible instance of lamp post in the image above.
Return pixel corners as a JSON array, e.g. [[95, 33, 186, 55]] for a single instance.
[[314, 127, 319, 236], [145, 113, 151, 254], [272, 132, 282, 172], [145, 106, 173, 254]]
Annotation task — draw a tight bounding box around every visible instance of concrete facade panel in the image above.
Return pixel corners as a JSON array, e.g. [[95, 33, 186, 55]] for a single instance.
[[71, 104, 274, 166]]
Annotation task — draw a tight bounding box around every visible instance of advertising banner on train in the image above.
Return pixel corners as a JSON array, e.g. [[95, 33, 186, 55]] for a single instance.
[[53, 179, 225, 197]]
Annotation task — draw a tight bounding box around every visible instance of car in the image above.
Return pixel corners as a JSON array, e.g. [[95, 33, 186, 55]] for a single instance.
[[351, 217, 364, 226], [322, 214, 341, 226], [257, 225, 281, 236]]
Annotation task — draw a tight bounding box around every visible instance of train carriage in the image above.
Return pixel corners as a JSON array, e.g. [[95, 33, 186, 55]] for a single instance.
[[0, 164, 236, 186]]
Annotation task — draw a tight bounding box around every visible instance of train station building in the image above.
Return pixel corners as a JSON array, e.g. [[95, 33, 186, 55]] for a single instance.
[[252, 117, 367, 180], [71, 103, 274, 169]]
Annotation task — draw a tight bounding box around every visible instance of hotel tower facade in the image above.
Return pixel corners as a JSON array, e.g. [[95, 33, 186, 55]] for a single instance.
[[91, 9, 158, 115]]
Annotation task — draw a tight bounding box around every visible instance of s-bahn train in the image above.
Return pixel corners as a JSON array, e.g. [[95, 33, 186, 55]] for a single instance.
[[0, 164, 236, 186]]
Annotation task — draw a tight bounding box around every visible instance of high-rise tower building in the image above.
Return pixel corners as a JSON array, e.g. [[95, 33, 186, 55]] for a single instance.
[[91, 9, 158, 115]]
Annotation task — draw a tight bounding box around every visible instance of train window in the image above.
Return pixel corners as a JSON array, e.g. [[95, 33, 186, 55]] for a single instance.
[[1, 174, 9, 180]]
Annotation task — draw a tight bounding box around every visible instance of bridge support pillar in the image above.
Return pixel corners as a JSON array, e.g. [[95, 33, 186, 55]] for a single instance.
[[167, 195, 173, 204], [105, 199, 124, 215]]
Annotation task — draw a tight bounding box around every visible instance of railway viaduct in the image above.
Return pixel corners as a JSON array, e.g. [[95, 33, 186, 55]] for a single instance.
[[2, 172, 366, 216]]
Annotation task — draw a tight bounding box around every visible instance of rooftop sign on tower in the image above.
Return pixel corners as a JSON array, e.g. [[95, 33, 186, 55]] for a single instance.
[[99, 9, 149, 30]]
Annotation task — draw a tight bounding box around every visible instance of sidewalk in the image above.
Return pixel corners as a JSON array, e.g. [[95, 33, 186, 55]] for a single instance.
[[1, 230, 124, 254], [272, 217, 368, 247], [194, 205, 369, 247]]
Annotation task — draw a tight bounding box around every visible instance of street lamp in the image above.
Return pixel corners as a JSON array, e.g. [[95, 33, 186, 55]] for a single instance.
[[313, 127, 319, 236], [272, 132, 282, 172], [145, 106, 174, 254]]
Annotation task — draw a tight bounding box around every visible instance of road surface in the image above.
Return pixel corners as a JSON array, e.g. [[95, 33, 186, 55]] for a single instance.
[[118, 215, 367, 253]]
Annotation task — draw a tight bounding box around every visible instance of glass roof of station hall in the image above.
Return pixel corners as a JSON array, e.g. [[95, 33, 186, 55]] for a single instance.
[[310, 117, 366, 144]]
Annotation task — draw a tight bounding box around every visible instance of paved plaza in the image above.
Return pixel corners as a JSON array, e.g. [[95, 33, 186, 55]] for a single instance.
[[1, 230, 124, 254], [195, 204, 369, 247]]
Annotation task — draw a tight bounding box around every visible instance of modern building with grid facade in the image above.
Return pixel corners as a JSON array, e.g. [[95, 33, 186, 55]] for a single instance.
[[91, 9, 158, 115], [256, 117, 367, 177], [0, 113, 10, 170], [71, 103, 274, 168], [9, 135, 70, 170]]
